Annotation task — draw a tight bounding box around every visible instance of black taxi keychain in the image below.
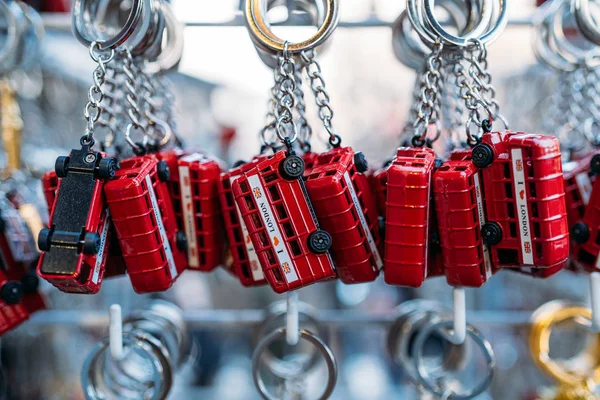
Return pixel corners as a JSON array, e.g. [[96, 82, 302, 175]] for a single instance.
[[37, 43, 119, 294], [232, 36, 336, 293]]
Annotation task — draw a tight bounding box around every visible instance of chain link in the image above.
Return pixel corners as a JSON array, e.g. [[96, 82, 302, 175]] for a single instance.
[[121, 49, 148, 153], [412, 41, 444, 146], [260, 67, 283, 151], [83, 42, 115, 146], [294, 60, 312, 152], [300, 49, 338, 146], [96, 51, 123, 149], [275, 42, 298, 145]]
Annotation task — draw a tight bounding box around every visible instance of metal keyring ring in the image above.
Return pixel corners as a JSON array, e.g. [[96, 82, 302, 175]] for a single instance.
[[394, 0, 478, 68], [530, 303, 600, 387], [245, 0, 339, 54], [406, 0, 493, 45], [257, 301, 328, 379], [14, 2, 44, 71], [533, 12, 577, 72], [253, 328, 337, 400], [252, 0, 328, 69], [574, 0, 600, 47], [387, 300, 467, 384], [550, 1, 600, 66], [144, 2, 183, 74], [81, 332, 174, 400], [413, 320, 495, 400], [422, 0, 507, 47], [0, 1, 25, 74]]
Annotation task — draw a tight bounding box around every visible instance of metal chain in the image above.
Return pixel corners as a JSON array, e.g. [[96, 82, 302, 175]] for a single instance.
[[275, 42, 298, 145], [83, 41, 115, 146], [96, 51, 123, 149], [412, 41, 444, 147], [300, 49, 339, 146], [294, 60, 313, 152], [260, 67, 283, 152], [121, 49, 148, 153], [401, 65, 426, 142]]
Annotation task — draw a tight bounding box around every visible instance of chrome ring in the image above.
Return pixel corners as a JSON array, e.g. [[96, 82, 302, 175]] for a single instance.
[[387, 300, 467, 384], [421, 0, 507, 46], [413, 320, 495, 400], [406, 0, 493, 45], [0, 1, 25, 74], [245, 0, 340, 53], [550, 1, 600, 66], [81, 332, 173, 400], [257, 301, 328, 379], [144, 2, 183, 74], [72, 0, 144, 50], [14, 2, 44, 71], [252, 328, 337, 400], [574, 0, 600, 47]]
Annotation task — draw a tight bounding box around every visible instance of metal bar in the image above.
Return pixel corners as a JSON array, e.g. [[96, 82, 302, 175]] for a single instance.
[[41, 13, 534, 31], [26, 309, 533, 329]]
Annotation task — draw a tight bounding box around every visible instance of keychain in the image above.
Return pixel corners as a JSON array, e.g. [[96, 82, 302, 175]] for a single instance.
[[530, 301, 600, 400], [238, 4, 342, 292], [37, 42, 119, 294]]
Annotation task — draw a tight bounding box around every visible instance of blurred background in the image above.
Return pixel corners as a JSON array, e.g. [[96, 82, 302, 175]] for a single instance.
[[1, 0, 590, 399]]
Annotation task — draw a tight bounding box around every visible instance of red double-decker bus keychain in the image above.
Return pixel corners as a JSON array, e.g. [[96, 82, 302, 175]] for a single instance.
[[232, 45, 336, 293]]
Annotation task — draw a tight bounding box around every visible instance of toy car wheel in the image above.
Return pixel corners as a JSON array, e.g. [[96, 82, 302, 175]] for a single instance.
[[55, 156, 70, 178], [591, 155, 600, 174], [354, 152, 369, 173], [481, 222, 502, 246], [38, 228, 51, 252], [157, 161, 171, 182], [280, 155, 305, 180], [21, 270, 39, 294], [307, 230, 332, 254], [83, 232, 101, 255], [471, 144, 494, 169], [1, 281, 23, 305], [176, 231, 188, 251], [571, 222, 591, 244], [98, 157, 119, 179]]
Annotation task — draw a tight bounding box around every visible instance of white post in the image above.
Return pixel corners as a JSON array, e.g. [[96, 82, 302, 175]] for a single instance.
[[452, 287, 467, 345], [286, 292, 300, 346], [590, 272, 600, 332], [109, 304, 124, 360]]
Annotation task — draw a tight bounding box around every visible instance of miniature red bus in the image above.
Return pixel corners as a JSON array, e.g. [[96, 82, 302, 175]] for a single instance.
[[37, 146, 118, 294], [384, 147, 443, 287], [232, 150, 336, 293], [562, 154, 595, 229], [104, 155, 187, 293], [0, 268, 29, 335], [219, 156, 269, 286], [305, 147, 382, 284], [471, 132, 569, 276], [434, 157, 495, 287], [41, 170, 59, 212], [570, 155, 600, 272], [160, 150, 225, 272]]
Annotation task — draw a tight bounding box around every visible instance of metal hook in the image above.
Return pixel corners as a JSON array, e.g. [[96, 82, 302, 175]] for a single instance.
[[286, 292, 300, 346], [435, 287, 467, 345], [109, 304, 124, 361]]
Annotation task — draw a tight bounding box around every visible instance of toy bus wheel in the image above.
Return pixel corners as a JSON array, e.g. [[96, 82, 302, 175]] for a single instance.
[[38, 229, 51, 252], [83, 232, 101, 255], [481, 222, 502, 245], [307, 230, 332, 254], [98, 157, 119, 179], [591, 155, 600, 174], [354, 152, 369, 173], [157, 161, 171, 182], [280, 155, 305, 180], [1, 281, 23, 305], [55, 156, 70, 178], [571, 222, 591, 244], [21, 271, 39, 294], [176, 231, 188, 251], [471, 144, 494, 169]]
